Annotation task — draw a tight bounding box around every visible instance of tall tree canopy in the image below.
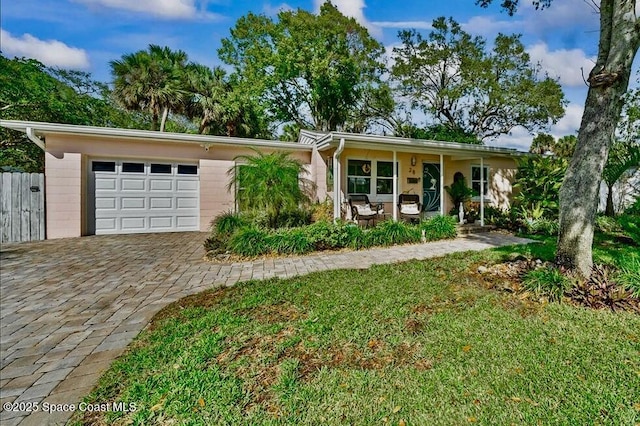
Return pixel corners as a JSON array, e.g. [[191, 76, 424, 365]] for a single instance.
[[110, 45, 189, 132], [477, 0, 640, 278], [218, 1, 389, 132], [391, 17, 566, 141], [0, 55, 147, 172]]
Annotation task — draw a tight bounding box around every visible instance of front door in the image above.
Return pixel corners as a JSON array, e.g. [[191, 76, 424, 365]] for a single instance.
[[422, 163, 441, 212]]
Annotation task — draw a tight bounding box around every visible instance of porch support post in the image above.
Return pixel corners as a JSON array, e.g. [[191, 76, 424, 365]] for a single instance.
[[393, 150, 398, 221], [480, 156, 485, 226], [333, 137, 345, 222], [439, 154, 444, 215]]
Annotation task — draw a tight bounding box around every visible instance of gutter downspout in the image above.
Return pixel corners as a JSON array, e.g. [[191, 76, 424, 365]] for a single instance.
[[333, 137, 345, 222], [480, 157, 485, 226], [26, 127, 45, 151]]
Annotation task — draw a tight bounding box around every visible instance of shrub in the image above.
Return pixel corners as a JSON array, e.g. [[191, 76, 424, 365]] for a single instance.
[[270, 228, 314, 255], [212, 211, 249, 235], [272, 208, 312, 228], [445, 177, 474, 215], [483, 206, 513, 229], [617, 256, 640, 298], [311, 200, 333, 223], [204, 232, 228, 255], [624, 197, 640, 216], [570, 264, 639, 312], [227, 227, 271, 257], [513, 156, 567, 220], [595, 215, 621, 234], [525, 218, 559, 236], [420, 215, 458, 241], [366, 220, 420, 246], [522, 267, 570, 302], [617, 214, 640, 244]]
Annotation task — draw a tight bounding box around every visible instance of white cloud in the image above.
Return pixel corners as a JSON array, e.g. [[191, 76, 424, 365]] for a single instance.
[[73, 0, 221, 20], [488, 102, 584, 151], [371, 21, 432, 30], [0, 30, 90, 69], [314, 0, 382, 38], [527, 43, 595, 87], [462, 16, 518, 36], [263, 2, 293, 16], [550, 103, 584, 136]]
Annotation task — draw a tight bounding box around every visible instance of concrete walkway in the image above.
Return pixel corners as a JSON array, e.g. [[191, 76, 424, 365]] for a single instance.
[[0, 232, 532, 425]]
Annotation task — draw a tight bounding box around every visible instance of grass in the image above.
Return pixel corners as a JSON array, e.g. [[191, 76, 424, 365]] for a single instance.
[[73, 235, 640, 425]]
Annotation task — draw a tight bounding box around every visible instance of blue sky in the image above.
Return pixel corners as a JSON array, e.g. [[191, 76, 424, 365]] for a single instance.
[[1, 0, 638, 150]]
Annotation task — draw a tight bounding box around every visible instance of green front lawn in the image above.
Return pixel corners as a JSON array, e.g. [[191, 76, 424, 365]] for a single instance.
[[74, 236, 640, 425]]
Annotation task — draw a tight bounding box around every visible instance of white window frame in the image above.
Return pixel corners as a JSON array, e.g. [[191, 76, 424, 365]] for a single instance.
[[346, 158, 398, 202], [470, 165, 490, 202]]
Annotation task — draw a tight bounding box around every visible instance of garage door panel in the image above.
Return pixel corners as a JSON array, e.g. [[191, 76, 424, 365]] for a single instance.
[[176, 197, 198, 209], [150, 180, 173, 191], [95, 197, 116, 210], [121, 217, 146, 230], [95, 217, 117, 231], [150, 216, 173, 229], [176, 216, 198, 228], [121, 197, 145, 209], [93, 161, 199, 235], [176, 180, 198, 191], [96, 178, 116, 190], [121, 179, 146, 191], [150, 197, 173, 209]]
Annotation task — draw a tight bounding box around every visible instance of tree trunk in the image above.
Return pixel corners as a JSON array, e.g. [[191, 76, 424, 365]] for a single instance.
[[555, 0, 639, 278], [160, 107, 169, 132], [605, 183, 615, 217], [151, 112, 159, 131]]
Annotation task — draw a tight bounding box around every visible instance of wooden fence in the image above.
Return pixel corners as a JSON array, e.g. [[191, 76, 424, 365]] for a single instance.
[[1, 173, 45, 243]]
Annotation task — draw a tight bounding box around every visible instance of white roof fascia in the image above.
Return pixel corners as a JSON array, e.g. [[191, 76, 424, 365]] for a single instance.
[[316, 131, 523, 157], [0, 120, 313, 152]]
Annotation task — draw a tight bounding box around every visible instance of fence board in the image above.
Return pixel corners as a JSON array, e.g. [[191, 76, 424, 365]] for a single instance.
[[0, 172, 45, 243]]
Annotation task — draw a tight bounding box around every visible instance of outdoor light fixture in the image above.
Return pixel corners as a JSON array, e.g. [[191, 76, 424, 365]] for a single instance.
[[411, 155, 417, 166]]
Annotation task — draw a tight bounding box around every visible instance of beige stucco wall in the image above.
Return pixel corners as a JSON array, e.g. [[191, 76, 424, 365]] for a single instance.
[[45, 151, 82, 239], [43, 134, 311, 238], [199, 159, 235, 231]]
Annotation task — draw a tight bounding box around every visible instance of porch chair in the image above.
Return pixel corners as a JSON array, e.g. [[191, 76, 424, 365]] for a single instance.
[[348, 194, 384, 227], [398, 193, 422, 223]]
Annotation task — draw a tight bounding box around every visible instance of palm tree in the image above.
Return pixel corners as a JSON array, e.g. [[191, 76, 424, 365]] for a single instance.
[[227, 149, 314, 228], [184, 64, 229, 134], [110, 45, 188, 131]]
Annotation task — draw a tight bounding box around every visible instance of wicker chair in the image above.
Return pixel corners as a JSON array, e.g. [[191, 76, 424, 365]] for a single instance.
[[398, 193, 422, 223], [348, 194, 384, 227]]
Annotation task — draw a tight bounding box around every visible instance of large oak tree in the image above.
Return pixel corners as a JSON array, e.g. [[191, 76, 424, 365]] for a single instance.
[[391, 17, 566, 141], [477, 0, 639, 277], [218, 1, 389, 132]]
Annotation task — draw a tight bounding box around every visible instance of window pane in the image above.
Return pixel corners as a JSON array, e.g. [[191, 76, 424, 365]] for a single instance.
[[177, 164, 198, 175], [347, 160, 371, 176], [150, 163, 172, 174], [122, 162, 144, 173], [92, 161, 115, 172], [348, 177, 370, 194], [376, 178, 393, 194], [377, 161, 393, 177]]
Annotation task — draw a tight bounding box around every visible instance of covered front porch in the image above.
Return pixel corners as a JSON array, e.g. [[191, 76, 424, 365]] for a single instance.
[[307, 132, 521, 226]]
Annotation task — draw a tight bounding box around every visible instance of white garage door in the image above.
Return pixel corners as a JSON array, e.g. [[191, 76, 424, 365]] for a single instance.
[[91, 160, 199, 234]]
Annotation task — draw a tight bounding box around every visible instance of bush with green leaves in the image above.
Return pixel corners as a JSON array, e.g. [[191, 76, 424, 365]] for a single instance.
[[595, 215, 621, 234], [617, 256, 640, 298], [513, 156, 567, 220], [420, 215, 458, 241], [523, 267, 571, 302], [269, 228, 314, 255], [524, 218, 559, 236], [483, 206, 514, 229], [617, 214, 640, 244], [444, 177, 474, 215], [227, 227, 271, 257], [212, 211, 249, 235], [366, 220, 420, 246]]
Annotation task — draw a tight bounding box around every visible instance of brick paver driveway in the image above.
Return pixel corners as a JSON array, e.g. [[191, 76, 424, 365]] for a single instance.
[[1, 231, 532, 425]]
